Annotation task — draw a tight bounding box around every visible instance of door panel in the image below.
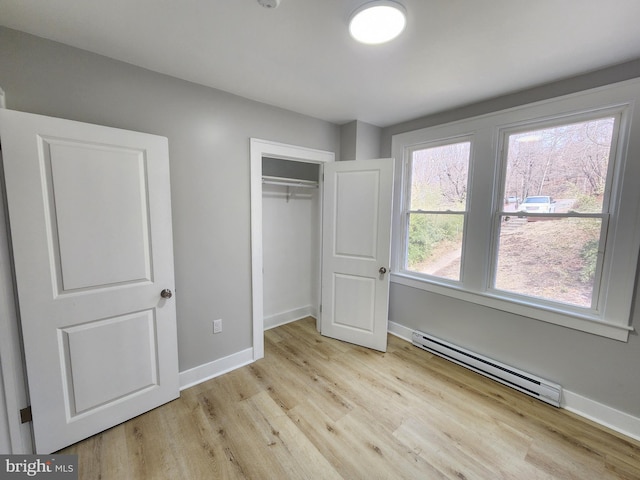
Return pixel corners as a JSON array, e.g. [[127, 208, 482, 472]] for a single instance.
[[321, 158, 394, 352], [47, 139, 152, 290], [61, 310, 158, 415], [333, 274, 375, 330], [0, 109, 179, 453], [334, 170, 379, 258]]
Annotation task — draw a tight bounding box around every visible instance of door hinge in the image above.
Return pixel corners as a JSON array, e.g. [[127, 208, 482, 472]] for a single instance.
[[319, 304, 322, 313], [20, 406, 32, 423]]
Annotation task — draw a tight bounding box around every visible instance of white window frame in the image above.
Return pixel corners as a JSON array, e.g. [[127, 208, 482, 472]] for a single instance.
[[401, 135, 473, 285], [391, 79, 640, 341], [490, 111, 621, 314]]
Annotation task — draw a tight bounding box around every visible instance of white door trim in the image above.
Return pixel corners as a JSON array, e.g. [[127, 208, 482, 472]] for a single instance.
[[0, 153, 34, 454], [250, 138, 335, 360]]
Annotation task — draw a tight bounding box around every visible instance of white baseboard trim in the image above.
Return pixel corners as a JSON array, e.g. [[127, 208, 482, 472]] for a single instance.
[[264, 305, 316, 330], [562, 390, 640, 442], [388, 320, 640, 442], [388, 320, 413, 343], [179, 310, 317, 391], [179, 347, 254, 391]]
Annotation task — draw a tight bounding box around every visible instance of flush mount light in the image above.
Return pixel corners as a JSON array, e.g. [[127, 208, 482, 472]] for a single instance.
[[349, 1, 407, 45], [257, 0, 280, 8]]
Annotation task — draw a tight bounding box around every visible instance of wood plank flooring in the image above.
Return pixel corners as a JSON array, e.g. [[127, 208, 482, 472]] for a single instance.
[[60, 317, 640, 479]]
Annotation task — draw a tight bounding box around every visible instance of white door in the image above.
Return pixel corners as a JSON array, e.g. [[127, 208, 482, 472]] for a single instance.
[[321, 158, 394, 352], [0, 109, 179, 453]]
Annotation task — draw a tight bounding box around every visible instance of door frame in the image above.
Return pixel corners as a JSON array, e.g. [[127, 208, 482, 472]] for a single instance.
[[250, 138, 334, 360], [0, 151, 34, 454]]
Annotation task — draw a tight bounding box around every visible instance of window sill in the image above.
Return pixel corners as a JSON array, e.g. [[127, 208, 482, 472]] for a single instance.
[[390, 272, 633, 342]]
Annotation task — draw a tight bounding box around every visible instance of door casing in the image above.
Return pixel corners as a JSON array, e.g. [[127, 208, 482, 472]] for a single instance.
[[0, 150, 33, 454]]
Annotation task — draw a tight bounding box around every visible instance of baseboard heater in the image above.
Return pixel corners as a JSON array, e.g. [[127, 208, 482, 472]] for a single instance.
[[412, 331, 562, 407]]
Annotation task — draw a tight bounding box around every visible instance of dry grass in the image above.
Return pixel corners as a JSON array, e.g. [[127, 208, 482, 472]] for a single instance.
[[412, 217, 596, 307], [495, 218, 596, 306]]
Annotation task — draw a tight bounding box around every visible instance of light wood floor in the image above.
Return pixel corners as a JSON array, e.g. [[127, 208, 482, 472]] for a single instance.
[[60, 317, 640, 479]]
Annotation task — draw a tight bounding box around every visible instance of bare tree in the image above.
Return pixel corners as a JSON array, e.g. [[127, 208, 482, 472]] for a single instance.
[[411, 141, 470, 209], [505, 118, 614, 204]]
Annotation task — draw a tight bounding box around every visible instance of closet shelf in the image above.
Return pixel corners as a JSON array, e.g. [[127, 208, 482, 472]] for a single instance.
[[262, 175, 318, 189]]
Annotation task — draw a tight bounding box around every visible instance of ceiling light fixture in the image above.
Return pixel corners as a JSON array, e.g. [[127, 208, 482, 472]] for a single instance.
[[349, 1, 407, 45], [257, 0, 280, 8]]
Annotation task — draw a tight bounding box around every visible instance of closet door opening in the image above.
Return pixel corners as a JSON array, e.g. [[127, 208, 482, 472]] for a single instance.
[[262, 158, 320, 330], [249, 138, 335, 360]]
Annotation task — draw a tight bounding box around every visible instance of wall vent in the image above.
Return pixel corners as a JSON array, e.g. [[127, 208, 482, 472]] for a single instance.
[[412, 331, 562, 407]]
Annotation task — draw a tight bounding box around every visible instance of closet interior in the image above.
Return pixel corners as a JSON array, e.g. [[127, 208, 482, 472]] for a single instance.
[[261, 157, 321, 329]]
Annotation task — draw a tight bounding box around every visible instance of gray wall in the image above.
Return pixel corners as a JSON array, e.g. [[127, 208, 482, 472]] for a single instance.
[[381, 63, 640, 416], [340, 120, 382, 161], [340, 121, 358, 161], [0, 27, 340, 372], [355, 121, 382, 160]]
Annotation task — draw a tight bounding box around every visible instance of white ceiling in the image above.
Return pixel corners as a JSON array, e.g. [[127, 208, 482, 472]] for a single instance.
[[2, 0, 640, 127]]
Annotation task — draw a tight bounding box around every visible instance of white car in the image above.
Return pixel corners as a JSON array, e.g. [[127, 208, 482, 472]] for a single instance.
[[519, 196, 556, 213]]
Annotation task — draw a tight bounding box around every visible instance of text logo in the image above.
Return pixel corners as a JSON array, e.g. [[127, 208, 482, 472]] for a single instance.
[[1, 455, 78, 479]]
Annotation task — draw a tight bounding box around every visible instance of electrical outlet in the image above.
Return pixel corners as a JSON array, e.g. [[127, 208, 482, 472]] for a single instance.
[[213, 319, 222, 334]]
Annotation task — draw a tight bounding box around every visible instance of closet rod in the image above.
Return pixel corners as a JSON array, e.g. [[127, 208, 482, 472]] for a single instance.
[[262, 175, 318, 188]]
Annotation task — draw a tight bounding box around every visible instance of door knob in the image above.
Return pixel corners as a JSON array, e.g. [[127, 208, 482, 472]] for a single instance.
[[379, 267, 388, 275], [160, 289, 173, 299]]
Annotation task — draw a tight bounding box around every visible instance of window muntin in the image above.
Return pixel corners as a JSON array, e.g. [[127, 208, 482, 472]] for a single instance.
[[405, 141, 470, 282], [493, 117, 616, 309]]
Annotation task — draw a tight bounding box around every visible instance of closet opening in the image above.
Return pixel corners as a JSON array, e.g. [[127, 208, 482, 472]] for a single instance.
[[249, 138, 335, 360], [261, 157, 321, 331]]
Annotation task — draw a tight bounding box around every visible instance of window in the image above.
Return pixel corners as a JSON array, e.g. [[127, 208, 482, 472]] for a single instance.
[[405, 140, 470, 282], [494, 117, 616, 309], [392, 80, 640, 341]]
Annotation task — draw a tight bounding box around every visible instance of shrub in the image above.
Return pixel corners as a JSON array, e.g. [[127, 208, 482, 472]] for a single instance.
[[580, 238, 599, 283], [408, 214, 463, 267]]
